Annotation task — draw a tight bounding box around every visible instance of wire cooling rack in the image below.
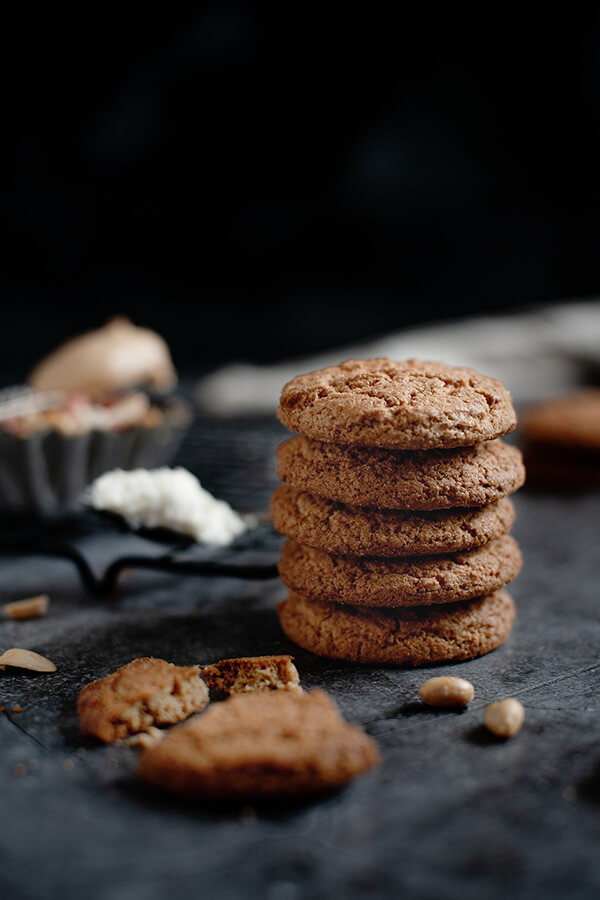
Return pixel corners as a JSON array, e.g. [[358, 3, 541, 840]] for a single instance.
[[0, 510, 280, 595]]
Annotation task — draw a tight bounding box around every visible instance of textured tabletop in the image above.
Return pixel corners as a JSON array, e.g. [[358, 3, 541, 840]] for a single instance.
[[1, 416, 599, 900]]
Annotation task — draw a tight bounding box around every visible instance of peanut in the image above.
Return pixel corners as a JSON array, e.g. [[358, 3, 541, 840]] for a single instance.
[[0, 648, 56, 672], [4, 595, 49, 620], [484, 698, 525, 737], [418, 676, 475, 707]]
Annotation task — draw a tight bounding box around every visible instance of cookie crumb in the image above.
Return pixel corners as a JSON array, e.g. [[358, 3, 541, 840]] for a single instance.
[[12, 705, 22, 713], [13, 763, 28, 777], [62, 759, 76, 772], [123, 726, 165, 749]]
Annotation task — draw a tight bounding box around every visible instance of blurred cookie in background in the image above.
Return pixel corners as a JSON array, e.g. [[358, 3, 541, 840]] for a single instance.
[[521, 389, 600, 489]]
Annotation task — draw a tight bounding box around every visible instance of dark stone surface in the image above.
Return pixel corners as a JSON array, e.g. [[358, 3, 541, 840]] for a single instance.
[[1, 416, 600, 900]]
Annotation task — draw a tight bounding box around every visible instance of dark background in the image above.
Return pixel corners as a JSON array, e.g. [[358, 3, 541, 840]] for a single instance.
[[4, 6, 600, 379]]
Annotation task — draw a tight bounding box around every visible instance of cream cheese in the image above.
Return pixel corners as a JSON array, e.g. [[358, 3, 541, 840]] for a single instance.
[[89, 467, 247, 546]]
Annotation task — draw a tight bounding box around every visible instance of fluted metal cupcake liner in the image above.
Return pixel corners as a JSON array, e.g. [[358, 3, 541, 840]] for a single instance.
[[0, 402, 190, 518]]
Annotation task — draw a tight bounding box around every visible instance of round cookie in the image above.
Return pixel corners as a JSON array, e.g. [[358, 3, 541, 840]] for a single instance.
[[521, 390, 600, 489], [278, 536, 522, 608], [277, 358, 517, 450], [139, 689, 379, 799], [271, 485, 515, 558], [277, 436, 525, 510], [277, 589, 515, 666], [522, 389, 600, 449]]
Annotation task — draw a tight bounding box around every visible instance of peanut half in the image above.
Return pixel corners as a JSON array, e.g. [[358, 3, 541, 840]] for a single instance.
[[0, 648, 56, 673], [484, 698, 525, 737], [419, 676, 475, 707], [3, 595, 49, 620]]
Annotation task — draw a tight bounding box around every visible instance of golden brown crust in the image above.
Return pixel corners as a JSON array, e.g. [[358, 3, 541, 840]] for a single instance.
[[201, 655, 302, 695], [271, 485, 515, 557], [138, 689, 379, 798], [277, 590, 515, 665], [278, 536, 522, 608], [277, 358, 516, 450], [277, 436, 525, 510], [78, 657, 209, 743]]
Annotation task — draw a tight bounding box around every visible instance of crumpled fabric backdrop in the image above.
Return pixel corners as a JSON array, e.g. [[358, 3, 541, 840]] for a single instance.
[[195, 300, 600, 415]]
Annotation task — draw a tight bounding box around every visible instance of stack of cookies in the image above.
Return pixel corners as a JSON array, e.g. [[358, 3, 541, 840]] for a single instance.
[[271, 359, 525, 667]]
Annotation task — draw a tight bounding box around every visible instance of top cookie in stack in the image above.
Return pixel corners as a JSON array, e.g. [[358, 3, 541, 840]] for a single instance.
[[272, 359, 525, 667]]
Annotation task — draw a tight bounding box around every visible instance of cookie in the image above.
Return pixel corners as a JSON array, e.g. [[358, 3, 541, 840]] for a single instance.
[[201, 655, 302, 695], [271, 485, 515, 557], [78, 657, 209, 743], [277, 436, 525, 510], [521, 390, 600, 489], [277, 358, 516, 449], [138, 689, 379, 799], [277, 589, 515, 665], [522, 389, 600, 449], [278, 536, 521, 608]]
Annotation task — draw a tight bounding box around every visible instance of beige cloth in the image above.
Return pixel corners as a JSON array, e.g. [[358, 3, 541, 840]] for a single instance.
[[195, 300, 600, 414]]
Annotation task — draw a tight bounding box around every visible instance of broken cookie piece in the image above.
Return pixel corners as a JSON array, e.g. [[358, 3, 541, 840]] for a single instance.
[[78, 657, 209, 743], [139, 689, 379, 799], [201, 655, 301, 696]]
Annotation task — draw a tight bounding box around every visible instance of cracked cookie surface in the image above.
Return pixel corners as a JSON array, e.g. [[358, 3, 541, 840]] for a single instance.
[[278, 535, 522, 607], [271, 485, 515, 557], [277, 589, 515, 665], [277, 435, 525, 510], [277, 358, 517, 449], [78, 657, 209, 743], [139, 689, 379, 798]]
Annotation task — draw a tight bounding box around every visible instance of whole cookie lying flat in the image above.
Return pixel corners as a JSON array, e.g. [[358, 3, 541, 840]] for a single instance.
[[271, 485, 515, 557], [278, 535, 521, 607], [78, 657, 209, 743], [139, 689, 379, 799], [278, 589, 515, 665], [522, 389, 600, 449], [278, 436, 525, 510], [277, 358, 516, 449], [522, 390, 600, 489]]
